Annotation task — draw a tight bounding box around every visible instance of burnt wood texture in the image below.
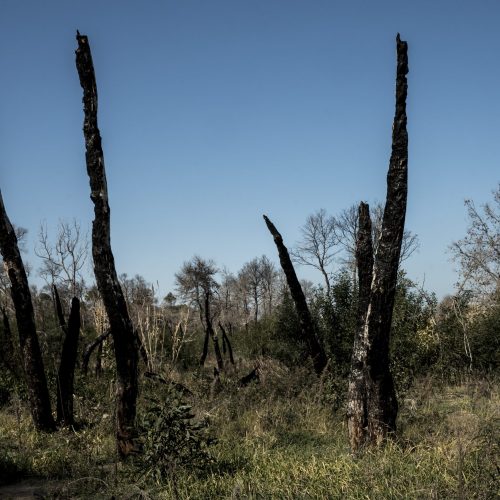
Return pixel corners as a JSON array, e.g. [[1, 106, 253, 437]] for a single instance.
[[75, 32, 139, 457]]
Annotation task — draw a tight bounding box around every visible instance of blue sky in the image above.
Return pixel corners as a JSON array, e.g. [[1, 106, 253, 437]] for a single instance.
[[0, 0, 499, 299]]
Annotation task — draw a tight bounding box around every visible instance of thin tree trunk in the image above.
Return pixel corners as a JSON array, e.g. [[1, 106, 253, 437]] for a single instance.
[[95, 341, 103, 377], [75, 32, 139, 457], [347, 202, 373, 450], [212, 332, 224, 372], [82, 329, 111, 375], [263, 215, 327, 374], [56, 297, 81, 426], [0, 191, 55, 431], [347, 34, 408, 450], [53, 285, 66, 334], [221, 326, 227, 354], [199, 328, 210, 366], [204, 293, 223, 371], [219, 322, 235, 365]]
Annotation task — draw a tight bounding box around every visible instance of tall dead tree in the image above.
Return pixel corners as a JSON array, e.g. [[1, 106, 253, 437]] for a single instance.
[[75, 32, 139, 457], [263, 215, 327, 374], [347, 34, 409, 449], [0, 192, 55, 431]]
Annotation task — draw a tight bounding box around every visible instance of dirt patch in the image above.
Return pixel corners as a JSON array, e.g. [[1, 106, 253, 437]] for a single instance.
[[0, 479, 66, 499]]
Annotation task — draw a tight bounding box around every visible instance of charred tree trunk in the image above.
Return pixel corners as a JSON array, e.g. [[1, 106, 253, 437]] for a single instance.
[[212, 332, 224, 372], [205, 293, 223, 371], [82, 329, 111, 375], [263, 215, 327, 374], [219, 322, 235, 365], [56, 296, 81, 426], [1, 308, 21, 378], [95, 341, 103, 377], [347, 34, 408, 449], [347, 202, 373, 450], [0, 192, 55, 431], [199, 328, 210, 366], [53, 285, 66, 333], [75, 32, 139, 457], [221, 327, 227, 354]]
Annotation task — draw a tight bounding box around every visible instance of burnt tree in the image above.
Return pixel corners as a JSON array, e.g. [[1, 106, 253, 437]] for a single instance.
[[82, 329, 112, 375], [55, 290, 81, 426], [347, 34, 409, 449], [75, 32, 139, 457], [263, 215, 327, 374], [205, 292, 224, 371], [175, 256, 222, 370], [1, 308, 21, 378], [219, 322, 235, 365], [346, 202, 373, 450], [0, 191, 55, 431]]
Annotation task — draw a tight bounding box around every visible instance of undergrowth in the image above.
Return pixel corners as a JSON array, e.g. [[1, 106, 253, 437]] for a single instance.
[[0, 361, 498, 499]]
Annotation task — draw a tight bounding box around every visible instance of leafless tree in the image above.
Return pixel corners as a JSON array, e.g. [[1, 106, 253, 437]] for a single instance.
[[175, 256, 223, 370], [292, 209, 339, 294], [450, 184, 500, 298], [259, 255, 278, 317], [239, 258, 263, 323], [35, 220, 88, 298], [335, 202, 418, 269]]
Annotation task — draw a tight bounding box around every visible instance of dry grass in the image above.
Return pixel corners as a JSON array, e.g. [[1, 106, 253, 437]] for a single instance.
[[0, 364, 498, 499]]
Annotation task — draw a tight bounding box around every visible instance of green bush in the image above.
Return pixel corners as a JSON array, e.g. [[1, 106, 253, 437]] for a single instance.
[[135, 389, 216, 484]]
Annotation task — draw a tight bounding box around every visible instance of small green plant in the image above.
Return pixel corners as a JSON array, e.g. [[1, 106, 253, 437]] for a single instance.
[[136, 390, 215, 484]]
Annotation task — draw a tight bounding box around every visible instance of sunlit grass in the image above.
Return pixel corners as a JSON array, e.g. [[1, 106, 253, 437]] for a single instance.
[[0, 365, 498, 499]]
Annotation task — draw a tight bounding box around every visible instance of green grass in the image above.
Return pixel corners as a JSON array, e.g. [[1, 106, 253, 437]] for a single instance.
[[0, 362, 498, 499]]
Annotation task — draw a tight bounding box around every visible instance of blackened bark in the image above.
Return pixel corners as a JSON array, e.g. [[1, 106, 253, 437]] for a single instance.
[[199, 328, 210, 366], [95, 341, 103, 377], [238, 367, 260, 387], [75, 32, 139, 457], [82, 329, 111, 375], [263, 215, 327, 374], [364, 34, 408, 445], [53, 285, 66, 335], [205, 294, 224, 371], [347, 35, 408, 450], [221, 328, 227, 354], [1, 308, 21, 378], [56, 297, 81, 426], [347, 202, 373, 450], [219, 322, 235, 365], [0, 191, 55, 431]]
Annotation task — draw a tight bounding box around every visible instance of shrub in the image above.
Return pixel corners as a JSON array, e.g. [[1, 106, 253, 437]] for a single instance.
[[135, 389, 215, 484]]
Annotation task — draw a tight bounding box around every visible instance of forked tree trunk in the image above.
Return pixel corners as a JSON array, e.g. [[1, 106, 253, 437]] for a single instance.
[[219, 322, 235, 365], [347, 34, 408, 449], [56, 294, 81, 426], [263, 215, 327, 374], [75, 32, 139, 457], [0, 192, 55, 431]]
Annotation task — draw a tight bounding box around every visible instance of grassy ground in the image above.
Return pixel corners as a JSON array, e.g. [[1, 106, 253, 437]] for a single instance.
[[0, 361, 498, 499]]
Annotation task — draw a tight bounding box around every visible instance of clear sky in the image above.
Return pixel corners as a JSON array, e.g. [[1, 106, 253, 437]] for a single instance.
[[1, 0, 499, 299]]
